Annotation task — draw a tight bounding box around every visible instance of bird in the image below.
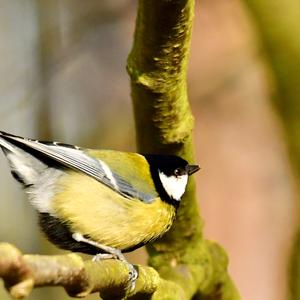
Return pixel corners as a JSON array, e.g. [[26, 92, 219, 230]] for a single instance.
[[0, 131, 200, 288]]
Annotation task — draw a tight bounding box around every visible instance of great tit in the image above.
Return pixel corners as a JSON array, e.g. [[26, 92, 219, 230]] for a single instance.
[[0, 131, 200, 287]]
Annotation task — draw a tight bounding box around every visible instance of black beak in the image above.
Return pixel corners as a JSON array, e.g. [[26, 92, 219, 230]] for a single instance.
[[186, 164, 200, 175]]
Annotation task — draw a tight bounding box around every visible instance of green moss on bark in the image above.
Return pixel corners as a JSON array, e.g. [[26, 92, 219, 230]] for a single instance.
[[127, 1, 240, 299]]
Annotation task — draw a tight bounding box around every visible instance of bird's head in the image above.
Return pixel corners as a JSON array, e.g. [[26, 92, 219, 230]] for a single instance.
[[144, 154, 200, 203]]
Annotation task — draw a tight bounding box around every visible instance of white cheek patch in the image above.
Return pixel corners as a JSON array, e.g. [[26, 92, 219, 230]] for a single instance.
[[158, 171, 188, 201]]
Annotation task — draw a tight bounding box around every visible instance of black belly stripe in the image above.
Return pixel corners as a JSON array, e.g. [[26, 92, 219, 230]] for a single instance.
[[38, 213, 100, 255]]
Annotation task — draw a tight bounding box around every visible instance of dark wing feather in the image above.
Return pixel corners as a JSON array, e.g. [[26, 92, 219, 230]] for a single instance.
[[0, 131, 155, 202]]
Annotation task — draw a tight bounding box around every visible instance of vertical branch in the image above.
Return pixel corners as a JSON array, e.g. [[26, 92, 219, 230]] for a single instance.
[[243, 0, 300, 172], [127, 1, 240, 299], [242, 2, 300, 299], [127, 0, 202, 252], [128, 0, 195, 153]]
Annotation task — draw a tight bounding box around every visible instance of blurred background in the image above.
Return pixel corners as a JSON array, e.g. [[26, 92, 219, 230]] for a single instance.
[[0, 1, 299, 300]]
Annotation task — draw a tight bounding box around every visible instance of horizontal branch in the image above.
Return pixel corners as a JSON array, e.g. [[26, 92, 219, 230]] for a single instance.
[[0, 243, 161, 299], [0, 240, 240, 300]]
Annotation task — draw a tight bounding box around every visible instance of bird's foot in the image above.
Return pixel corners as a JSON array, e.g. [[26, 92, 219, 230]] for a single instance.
[[72, 232, 138, 292], [116, 252, 138, 292], [97, 247, 138, 292]]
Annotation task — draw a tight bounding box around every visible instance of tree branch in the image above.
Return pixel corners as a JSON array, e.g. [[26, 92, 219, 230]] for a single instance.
[[242, 1, 300, 298], [0, 241, 238, 300], [127, 1, 240, 298], [0, 243, 161, 299]]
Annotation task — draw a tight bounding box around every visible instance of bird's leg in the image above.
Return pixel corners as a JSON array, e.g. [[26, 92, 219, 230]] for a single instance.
[[92, 253, 114, 261], [72, 232, 138, 291]]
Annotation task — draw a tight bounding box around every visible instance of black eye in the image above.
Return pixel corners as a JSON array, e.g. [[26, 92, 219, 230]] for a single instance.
[[174, 168, 183, 176]]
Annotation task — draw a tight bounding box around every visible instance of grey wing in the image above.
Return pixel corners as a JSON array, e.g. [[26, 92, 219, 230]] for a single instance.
[[113, 174, 156, 203], [0, 131, 155, 203]]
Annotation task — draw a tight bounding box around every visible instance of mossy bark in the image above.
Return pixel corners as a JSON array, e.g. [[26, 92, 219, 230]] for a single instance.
[[0, 243, 160, 299], [127, 1, 240, 299], [242, 1, 300, 299]]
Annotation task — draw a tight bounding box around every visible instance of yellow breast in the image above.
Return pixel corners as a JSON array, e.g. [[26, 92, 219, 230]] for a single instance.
[[51, 172, 176, 251]]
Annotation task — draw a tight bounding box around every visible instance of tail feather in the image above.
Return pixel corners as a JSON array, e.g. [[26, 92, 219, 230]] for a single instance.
[[0, 132, 47, 186], [0, 131, 63, 213]]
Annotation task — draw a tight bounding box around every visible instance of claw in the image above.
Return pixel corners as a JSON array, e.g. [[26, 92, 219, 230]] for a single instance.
[[72, 232, 139, 292], [126, 263, 138, 292]]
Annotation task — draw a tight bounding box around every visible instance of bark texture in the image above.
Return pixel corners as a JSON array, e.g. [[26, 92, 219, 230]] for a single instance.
[[127, 0, 240, 299], [0, 243, 159, 299]]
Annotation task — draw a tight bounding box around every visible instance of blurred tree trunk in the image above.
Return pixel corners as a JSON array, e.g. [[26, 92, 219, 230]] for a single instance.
[[242, 1, 300, 299], [36, 0, 61, 140]]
